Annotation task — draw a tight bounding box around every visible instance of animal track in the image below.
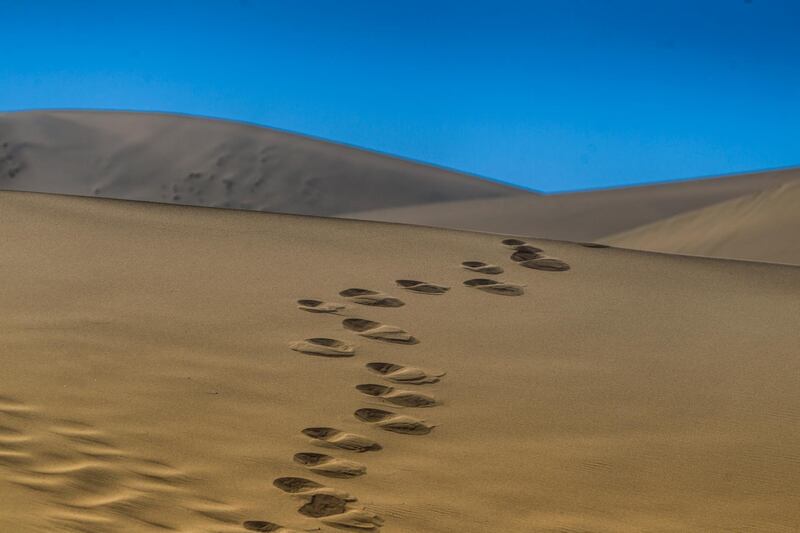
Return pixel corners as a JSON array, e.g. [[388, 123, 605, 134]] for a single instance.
[[289, 338, 355, 357], [339, 288, 404, 308], [366, 362, 445, 385], [273, 476, 355, 501], [297, 299, 345, 313], [301, 428, 382, 453], [356, 384, 438, 408], [342, 318, 418, 345], [293, 452, 366, 478], [395, 279, 450, 295], [354, 409, 434, 435], [461, 261, 504, 275], [463, 278, 525, 296]]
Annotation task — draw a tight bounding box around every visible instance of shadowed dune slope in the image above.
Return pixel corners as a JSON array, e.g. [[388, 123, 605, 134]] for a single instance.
[[0, 110, 524, 215], [605, 181, 800, 265], [1, 191, 799, 532], [344, 167, 800, 242]]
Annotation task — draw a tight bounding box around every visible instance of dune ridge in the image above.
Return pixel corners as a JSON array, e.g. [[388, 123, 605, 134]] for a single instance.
[[0, 110, 522, 215], [605, 180, 800, 265], [4, 110, 800, 266], [1, 191, 798, 532]]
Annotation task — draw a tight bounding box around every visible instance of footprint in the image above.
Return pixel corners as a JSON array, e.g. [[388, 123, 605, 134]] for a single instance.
[[354, 409, 434, 435], [320, 509, 384, 530], [366, 363, 445, 385], [516, 256, 571, 271], [289, 338, 355, 357], [273, 476, 355, 501], [461, 261, 504, 275], [510, 245, 543, 262], [293, 452, 366, 478], [509, 245, 571, 271], [395, 279, 450, 295], [297, 495, 383, 529], [356, 384, 438, 408], [342, 319, 418, 345], [463, 278, 525, 296], [301, 428, 382, 453], [297, 299, 345, 314], [297, 494, 347, 518], [339, 288, 404, 308], [501, 238, 528, 249], [243, 520, 299, 532]]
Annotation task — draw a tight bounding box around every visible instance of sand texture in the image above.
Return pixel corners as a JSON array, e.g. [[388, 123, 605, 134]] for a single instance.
[[1, 191, 799, 532]]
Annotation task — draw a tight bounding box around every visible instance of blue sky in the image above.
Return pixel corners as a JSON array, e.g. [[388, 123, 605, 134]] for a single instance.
[[1, 0, 798, 192]]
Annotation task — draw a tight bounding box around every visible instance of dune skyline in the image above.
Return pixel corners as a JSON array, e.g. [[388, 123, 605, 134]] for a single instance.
[[2, 110, 799, 266]]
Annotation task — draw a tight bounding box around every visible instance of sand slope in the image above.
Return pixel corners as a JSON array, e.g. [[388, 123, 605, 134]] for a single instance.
[[1, 191, 799, 532], [606, 181, 800, 265], [4, 110, 800, 265], [0, 110, 522, 215], [345, 167, 800, 243]]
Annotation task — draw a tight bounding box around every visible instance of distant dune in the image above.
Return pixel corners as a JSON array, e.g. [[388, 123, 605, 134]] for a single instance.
[[345, 167, 800, 264], [605, 181, 800, 265], [0, 110, 523, 215], [2, 110, 799, 265], [1, 191, 798, 532]]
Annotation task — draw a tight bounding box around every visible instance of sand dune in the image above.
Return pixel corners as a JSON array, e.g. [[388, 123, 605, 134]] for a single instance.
[[1, 191, 798, 532], [605, 181, 800, 265], [0, 110, 521, 215], [345, 167, 800, 244], [3, 110, 800, 266]]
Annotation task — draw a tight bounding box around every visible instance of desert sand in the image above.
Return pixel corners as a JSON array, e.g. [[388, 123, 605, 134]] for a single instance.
[[346, 167, 800, 265], [605, 180, 800, 265], [1, 190, 799, 532], [3, 110, 799, 266]]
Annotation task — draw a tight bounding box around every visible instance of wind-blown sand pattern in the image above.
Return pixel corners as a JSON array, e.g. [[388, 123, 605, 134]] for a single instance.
[[1, 191, 799, 532]]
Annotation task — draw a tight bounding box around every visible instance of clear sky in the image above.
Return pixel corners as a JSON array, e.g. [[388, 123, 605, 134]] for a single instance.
[[1, 1, 798, 192]]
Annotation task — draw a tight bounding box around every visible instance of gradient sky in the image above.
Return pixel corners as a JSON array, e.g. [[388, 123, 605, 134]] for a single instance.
[[1, 1, 798, 192]]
